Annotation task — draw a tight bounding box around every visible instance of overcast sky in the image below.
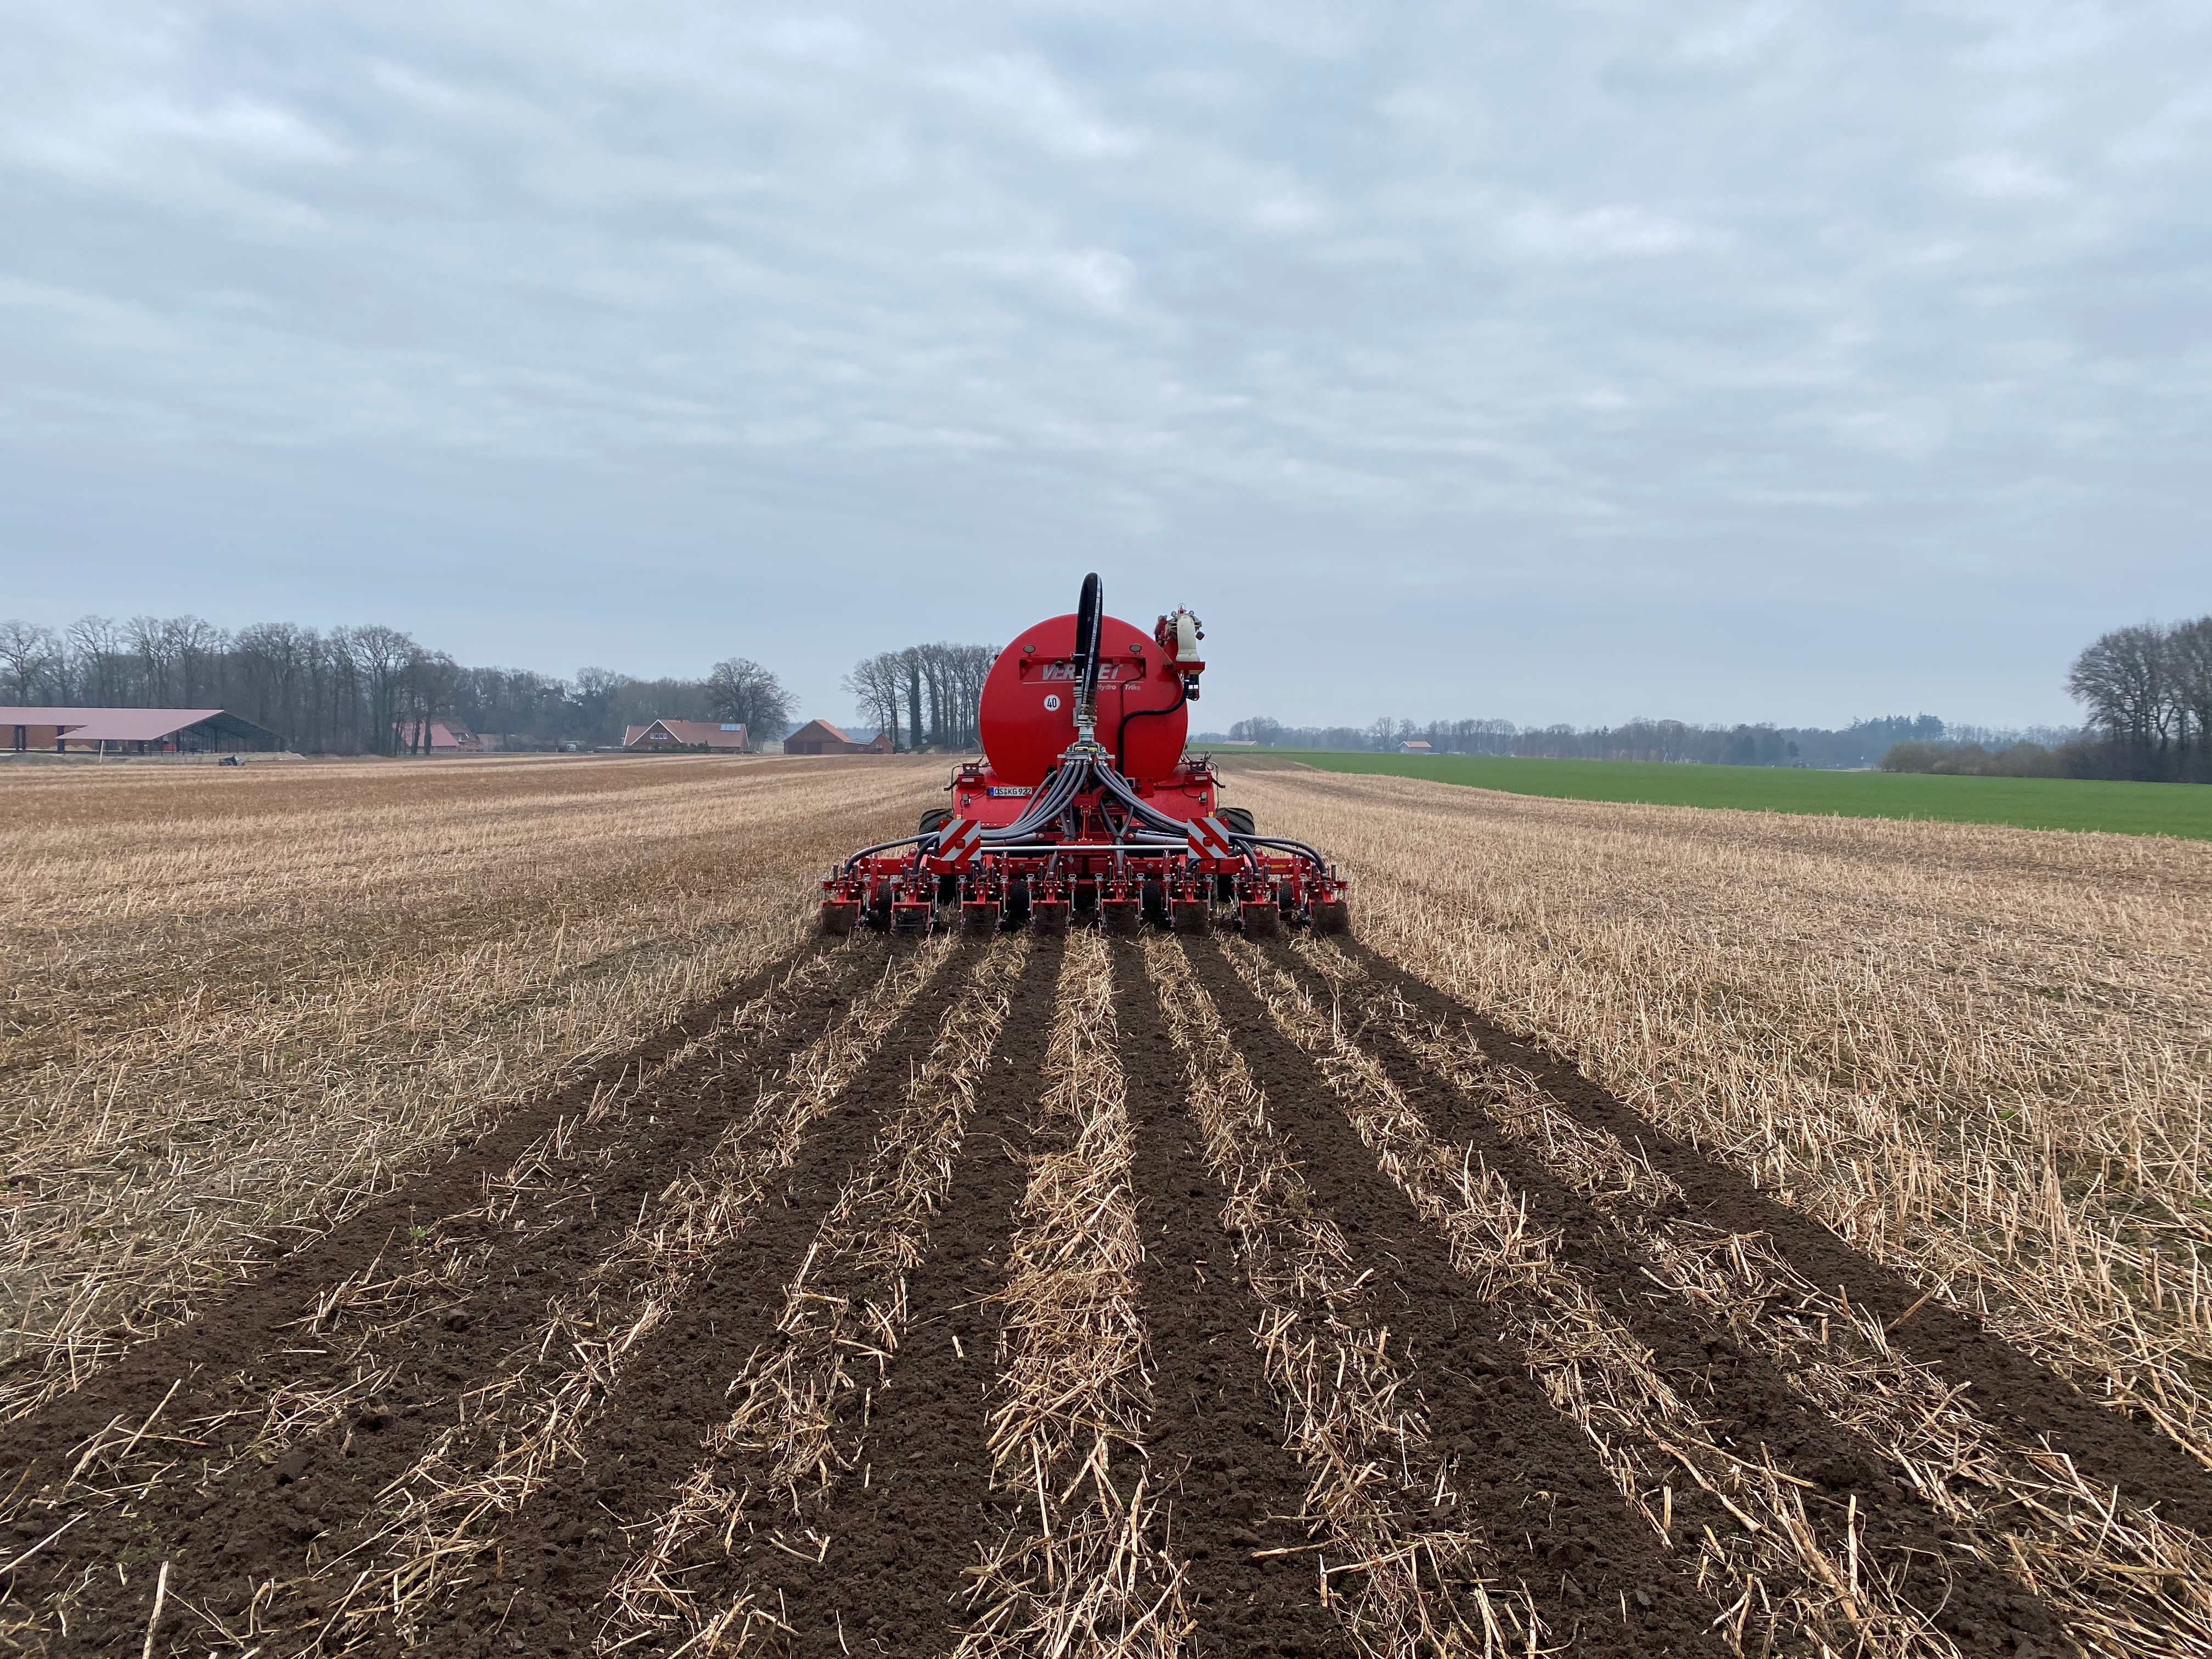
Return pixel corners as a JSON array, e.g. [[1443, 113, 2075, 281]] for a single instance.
[[3, 2, 2205, 730]]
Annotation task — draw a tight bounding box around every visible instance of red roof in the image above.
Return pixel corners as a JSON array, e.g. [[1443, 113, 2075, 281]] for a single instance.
[[623, 720, 749, 750], [1, 707, 226, 741], [787, 720, 852, 744]]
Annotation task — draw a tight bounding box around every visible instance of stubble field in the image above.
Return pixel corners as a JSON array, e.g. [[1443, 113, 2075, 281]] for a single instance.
[[3, 753, 2210, 1658]]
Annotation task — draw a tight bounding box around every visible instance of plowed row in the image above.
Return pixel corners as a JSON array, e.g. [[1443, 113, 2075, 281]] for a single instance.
[[7, 919, 2211, 1657]]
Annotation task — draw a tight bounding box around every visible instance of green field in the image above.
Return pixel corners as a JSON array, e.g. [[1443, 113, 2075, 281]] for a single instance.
[[1250, 752, 2212, 839]]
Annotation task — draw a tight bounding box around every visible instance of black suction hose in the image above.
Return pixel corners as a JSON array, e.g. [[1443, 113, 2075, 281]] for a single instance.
[[1114, 679, 1186, 772], [1073, 572, 1103, 728]]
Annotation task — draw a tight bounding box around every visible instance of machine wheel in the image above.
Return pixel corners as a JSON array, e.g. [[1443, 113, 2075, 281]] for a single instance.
[[1141, 879, 1167, 926], [820, 901, 860, 935], [1311, 900, 1351, 935], [1239, 902, 1281, 939], [1003, 877, 1031, 927], [1220, 805, 1256, 836], [919, 808, 953, 835], [867, 893, 893, 930]]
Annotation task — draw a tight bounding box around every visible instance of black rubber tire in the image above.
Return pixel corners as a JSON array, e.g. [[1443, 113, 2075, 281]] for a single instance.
[[919, 807, 953, 835], [1003, 877, 1031, 927], [1220, 805, 1256, 837]]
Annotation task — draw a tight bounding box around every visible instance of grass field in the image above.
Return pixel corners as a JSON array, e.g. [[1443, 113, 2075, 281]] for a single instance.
[[4, 754, 2211, 1656], [1257, 749, 2212, 838]]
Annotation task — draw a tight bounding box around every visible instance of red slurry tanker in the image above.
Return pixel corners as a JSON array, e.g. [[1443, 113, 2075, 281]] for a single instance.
[[820, 574, 1350, 937]]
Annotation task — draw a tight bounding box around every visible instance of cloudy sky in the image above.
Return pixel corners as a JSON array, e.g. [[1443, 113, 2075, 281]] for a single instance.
[[3, 1, 2205, 730]]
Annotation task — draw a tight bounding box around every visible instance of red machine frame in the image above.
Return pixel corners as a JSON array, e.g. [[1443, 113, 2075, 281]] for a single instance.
[[820, 575, 1348, 937]]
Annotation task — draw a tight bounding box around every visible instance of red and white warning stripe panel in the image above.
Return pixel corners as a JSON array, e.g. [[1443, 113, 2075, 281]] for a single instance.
[[926, 815, 985, 870], [1186, 815, 1240, 865]]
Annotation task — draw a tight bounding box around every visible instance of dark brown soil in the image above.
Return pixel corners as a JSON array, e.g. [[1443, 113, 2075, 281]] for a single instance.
[[1262, 944, 2068, 1657], [9, 919, 2185, 1658], [1344, 940, 2212, 1542], [1182, 940, 1734, 1656], [1111, 940, 1353, 1659], [740, 941, 1062, 1657]]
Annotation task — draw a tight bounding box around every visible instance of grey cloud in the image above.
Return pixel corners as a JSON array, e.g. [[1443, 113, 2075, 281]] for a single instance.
[[1, 0, 2205, 730]]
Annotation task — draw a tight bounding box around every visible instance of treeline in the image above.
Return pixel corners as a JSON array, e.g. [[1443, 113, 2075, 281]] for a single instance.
[[843, 643, 996, 752], [1206, 714, 2053, 769], [0, 614, 795, 754]]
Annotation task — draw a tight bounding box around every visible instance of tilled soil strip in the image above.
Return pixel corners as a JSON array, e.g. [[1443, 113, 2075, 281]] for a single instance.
[[1108, 939, 1347, 1658], [1343, 941, 2212, 1542], [1147, 936, 1533, 1656], [1302, 940, 2212, 1658], [303, 937, 957, 1652], [403, 940, 1011, 1655], [1182, 939, 1730, 1656], [0, 934, 842, 1470], [1243, 940, 2067, 1656], [715, 941, 1062, 1658], [1, 938, 879, 1652], [956, 930, 1190, 1657]]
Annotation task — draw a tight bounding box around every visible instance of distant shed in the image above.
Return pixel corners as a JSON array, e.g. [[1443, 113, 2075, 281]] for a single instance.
[[2, 707, 281, 755], [622, 719, 751, 752], [785, 720, 893, 755]]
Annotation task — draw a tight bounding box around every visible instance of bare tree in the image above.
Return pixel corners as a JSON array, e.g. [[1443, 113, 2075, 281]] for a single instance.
[[706, 657, 793, 738], [842, 651, 905, 747], [0, 620, 58, 702], [2167, 616, 2212, 783], [342, 625, 417, 755], [66, 616, 126, 704], [2068, 623, 2177, 778]]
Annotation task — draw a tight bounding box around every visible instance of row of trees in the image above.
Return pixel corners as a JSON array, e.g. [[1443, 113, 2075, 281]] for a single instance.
[[844, 642, 996, 752], [0, 614, 795, 754], [2064, 617, 2212, 782], [1208, 713, 2063, 769]]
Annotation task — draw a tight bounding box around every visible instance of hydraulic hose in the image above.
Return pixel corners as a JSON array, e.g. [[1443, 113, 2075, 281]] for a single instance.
[[1113, 679, 1186, 772]]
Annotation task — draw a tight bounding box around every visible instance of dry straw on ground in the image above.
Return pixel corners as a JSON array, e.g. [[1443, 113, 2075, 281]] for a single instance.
[[1233, 767, 2212, 1465], [0, 755, 944, 1423], [957, 932, 1191, 1659]]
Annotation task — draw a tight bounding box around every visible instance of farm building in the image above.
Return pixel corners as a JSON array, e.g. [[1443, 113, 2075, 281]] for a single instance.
[[392, 719, 483, 753], [622, 719, 751, 752], [1399, 739, 1433, 752], [2, 706, 282, 755], [783, 720, 894, 755]]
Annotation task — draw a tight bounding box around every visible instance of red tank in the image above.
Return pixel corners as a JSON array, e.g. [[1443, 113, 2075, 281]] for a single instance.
[[819, 574, 1347, 938]]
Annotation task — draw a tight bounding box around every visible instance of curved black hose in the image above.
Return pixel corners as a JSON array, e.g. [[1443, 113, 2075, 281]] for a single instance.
[[1073, 573, 1103, 724], [1113, 679, 1186, 772]]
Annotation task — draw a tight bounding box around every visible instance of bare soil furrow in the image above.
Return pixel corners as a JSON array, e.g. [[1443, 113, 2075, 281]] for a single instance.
[[287, 938, 956, 1653], [1340, 939, 2212, 1536], [1256, 939, 2072, 1656], [1, 940, 909, 1656], [698, 940, 1058, 1658], [955, 932, 1192, 1659], [0, 934, 846, 1455], [1148, 936, 1535, 1657], [1109, 939, 1347, 1658], [1307, 938, 2212, 1658], [0, 942, 876, 1629], [1182, 938, 1730, 1655], [384, 939, 997, 1657]]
